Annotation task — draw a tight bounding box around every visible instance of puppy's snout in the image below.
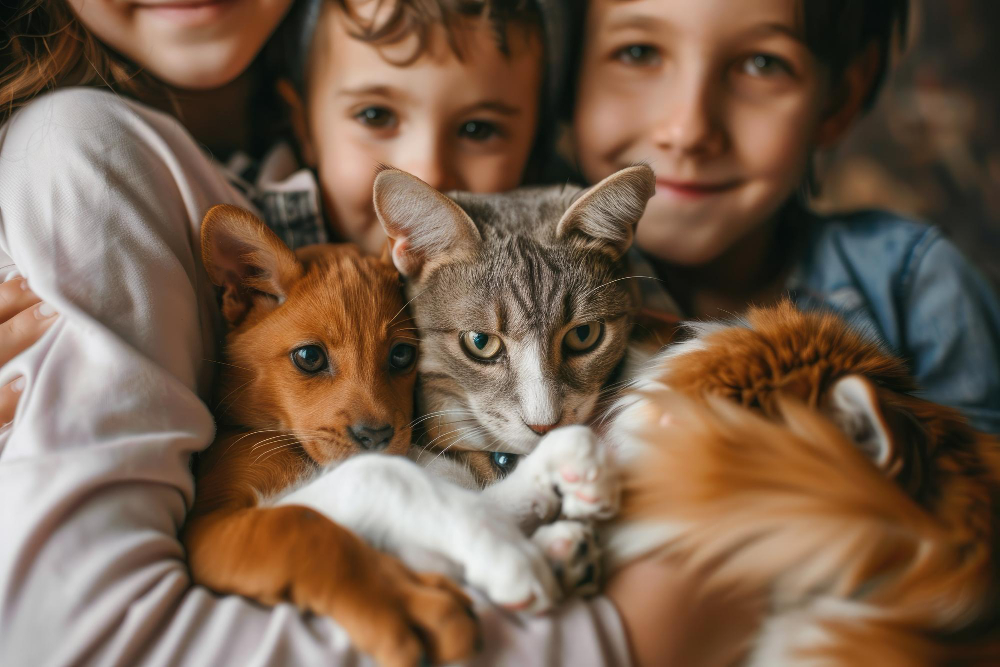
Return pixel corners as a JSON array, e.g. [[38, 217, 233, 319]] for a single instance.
[[348, 423, 395, 451]]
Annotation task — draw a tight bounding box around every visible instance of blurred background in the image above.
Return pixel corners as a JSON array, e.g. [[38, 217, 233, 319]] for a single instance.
[[813, 0, 1000, 287]]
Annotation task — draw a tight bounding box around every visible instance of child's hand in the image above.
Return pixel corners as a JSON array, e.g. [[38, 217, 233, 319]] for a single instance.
[[0, 278, 58, 423]]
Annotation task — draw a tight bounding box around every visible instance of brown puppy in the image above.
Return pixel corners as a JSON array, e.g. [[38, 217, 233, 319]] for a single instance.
[[610, 302, 1000, 665], [182, 205, 478, 667]]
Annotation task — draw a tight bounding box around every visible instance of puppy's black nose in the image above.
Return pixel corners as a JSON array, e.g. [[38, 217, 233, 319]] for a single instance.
[[348, 423, 395, 450]]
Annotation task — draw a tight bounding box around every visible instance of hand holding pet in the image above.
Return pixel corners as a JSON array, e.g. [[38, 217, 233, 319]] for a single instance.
[[0, 278, 58, 424]]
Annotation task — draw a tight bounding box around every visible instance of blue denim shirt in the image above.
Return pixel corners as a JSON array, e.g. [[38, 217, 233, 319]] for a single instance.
[[632, 210, 1000, 434]]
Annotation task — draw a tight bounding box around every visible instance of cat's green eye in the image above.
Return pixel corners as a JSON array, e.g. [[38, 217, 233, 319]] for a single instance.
[[563, 322, 603, 353], [461, 331, 503, 360]]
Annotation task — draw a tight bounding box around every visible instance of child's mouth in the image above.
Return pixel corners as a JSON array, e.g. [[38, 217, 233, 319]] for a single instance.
[[655, 178, 740, 200], [134, 0, 237, 26]]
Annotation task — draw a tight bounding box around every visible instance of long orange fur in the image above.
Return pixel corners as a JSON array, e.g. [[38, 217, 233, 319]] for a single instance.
[[620, 302, 1000, 665]]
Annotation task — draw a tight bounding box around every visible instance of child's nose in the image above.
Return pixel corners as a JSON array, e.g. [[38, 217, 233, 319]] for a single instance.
[[652, 76, 724, 156]]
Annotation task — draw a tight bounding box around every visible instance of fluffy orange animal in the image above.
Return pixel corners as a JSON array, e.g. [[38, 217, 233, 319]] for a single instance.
[[182, 205, 478, 667], [607, 302, 1000, 665]]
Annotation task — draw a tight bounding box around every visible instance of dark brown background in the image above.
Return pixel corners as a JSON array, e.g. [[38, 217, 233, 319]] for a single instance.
[[813, 0, 1000, 287]]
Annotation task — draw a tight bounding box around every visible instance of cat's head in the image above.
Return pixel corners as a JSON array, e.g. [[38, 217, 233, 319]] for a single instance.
[[373, 166, 655, 454], [201, 205, 418, 465]]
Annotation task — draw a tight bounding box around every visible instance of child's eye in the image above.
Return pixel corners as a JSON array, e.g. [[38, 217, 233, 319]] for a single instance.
[[459, 120, 499, 142], [614, 44, 661, 67], [740, 54, 792, 78], [354, 106, 397, 128]]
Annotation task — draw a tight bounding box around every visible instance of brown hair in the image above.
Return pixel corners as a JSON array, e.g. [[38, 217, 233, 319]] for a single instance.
[[800, 0, 910, 109], [0, 0, 161, 125], [280, 0, 543, 93]]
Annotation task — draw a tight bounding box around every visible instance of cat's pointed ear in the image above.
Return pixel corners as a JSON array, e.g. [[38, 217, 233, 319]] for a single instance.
[[556, 164, 656, 259], [373, 168, 481, 280], [825, 375, 897, 470], [201, 204, 303, 326]]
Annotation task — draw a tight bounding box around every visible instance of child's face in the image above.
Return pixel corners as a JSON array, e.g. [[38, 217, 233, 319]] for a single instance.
[[292, 8, 543, 256], [574, 0, 838, 266], [67, 0, 294, 89]]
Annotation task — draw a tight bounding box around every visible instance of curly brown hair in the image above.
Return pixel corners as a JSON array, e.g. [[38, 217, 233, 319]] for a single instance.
[[279, 0, 543, 93]]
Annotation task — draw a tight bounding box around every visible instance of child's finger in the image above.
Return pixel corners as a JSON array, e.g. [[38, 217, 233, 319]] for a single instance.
[[0, 302, 59, 367], [0, 278, 43, 324], [0, 376, 25, 425]]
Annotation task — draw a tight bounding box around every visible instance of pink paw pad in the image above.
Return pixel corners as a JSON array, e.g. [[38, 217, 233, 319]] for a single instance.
[[559, 466, 581, 483], [544, 538, 574, 559]]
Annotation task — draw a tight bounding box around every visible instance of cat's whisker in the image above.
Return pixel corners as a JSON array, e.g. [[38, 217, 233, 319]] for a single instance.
[[421, 423, 485, 456], [443, 427, 492, 455], [203, 358, 252, 372], [221, 427, 291, 456], [253, 442, 300, 465], [582, 274, 665, 298], [214, 377, 255, 414], [425, 426, 490, 465], [389, 287, 430, 326], [250, 433, 302, 452], [406, 409, 475, 429]]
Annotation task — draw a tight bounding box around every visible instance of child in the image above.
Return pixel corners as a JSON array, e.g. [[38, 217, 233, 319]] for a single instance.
[[233, 0, 577, 256], [573, 0, 1000, 435]]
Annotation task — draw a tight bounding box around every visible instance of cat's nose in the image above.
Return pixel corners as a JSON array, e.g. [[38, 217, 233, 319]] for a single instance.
[[348, 423, 395, 450], [525, 422, 558, 436]]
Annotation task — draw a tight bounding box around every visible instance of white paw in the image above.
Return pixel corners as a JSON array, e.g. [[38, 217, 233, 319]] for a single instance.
[[458, 510, 561, 614], [532, 520, 601, 598], [528, 425, 620, 521]]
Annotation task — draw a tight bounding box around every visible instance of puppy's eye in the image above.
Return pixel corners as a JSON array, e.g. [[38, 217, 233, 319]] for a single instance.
[[490, 451, 519, 478], [461, 331, 503, 360], [389, 342, 417, 371], [563, 322, 603, 353], [292, 345, 328, 373]]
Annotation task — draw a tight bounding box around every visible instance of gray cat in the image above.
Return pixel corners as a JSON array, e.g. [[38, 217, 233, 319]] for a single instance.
[[277, 166, 656, 612], [373, 165, 656, 477]]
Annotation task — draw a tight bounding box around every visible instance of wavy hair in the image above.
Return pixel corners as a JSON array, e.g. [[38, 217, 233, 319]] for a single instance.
[[0, 0, 161, 125]]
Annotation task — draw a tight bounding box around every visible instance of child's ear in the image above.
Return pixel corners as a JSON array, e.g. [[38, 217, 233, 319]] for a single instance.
[[277, 79, 317, 167], [372, 168, 481, 281], [201, 204, 303, 326], [556, 164, 656, 259], [815, 43, 882, 148]]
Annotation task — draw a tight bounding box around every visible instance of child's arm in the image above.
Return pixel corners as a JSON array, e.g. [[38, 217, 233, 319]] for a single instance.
[[900, 229, 1000, 434], [0, 88, 374, 666]]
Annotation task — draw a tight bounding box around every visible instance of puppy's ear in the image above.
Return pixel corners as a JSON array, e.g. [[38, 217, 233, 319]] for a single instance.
[[201, 205, 303, 326], [825, 375, 897, 470], [556, 164, 655, 259], [373, 168, 481, 281]]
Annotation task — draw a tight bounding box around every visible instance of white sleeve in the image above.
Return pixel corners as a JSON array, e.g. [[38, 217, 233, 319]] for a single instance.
[[0, 89, 368, 666]]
